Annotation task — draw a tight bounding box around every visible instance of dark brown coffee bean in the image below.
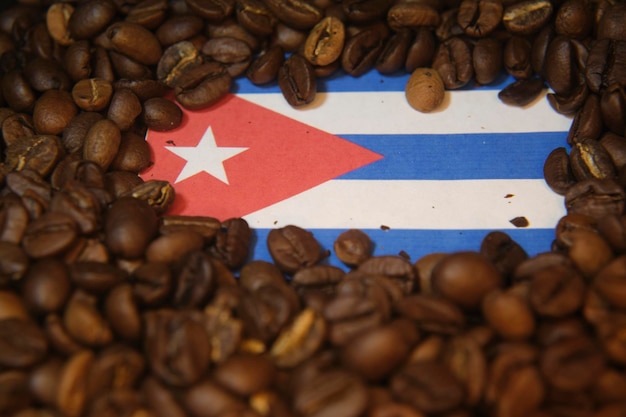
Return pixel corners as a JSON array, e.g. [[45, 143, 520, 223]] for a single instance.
[[263, 0, 322, 30], [457, 0, 503, 38], [108, 50, 154, 80], [68, 0, 117, 40], [473, 37, 503, 85], [108, 132, 151, 173], [341, 323, 410, 381], [432, 36, 473, 89], [270, 308, 326, 368], [546, 76, 589, 116], [24, 58, 71, 92], [114, 78, 169, 101], [432, 251, 503, 310], [544, 35, 584, 97], [375, 29, 413, 74], [1, 112, 35, 148], [531, 24, 553, 77], [171, 249, 217, 308], [271, 22, 308, 52], [63, 290, 114, 347], [144, 309, 212, 387], [214, 353, 276, 396], [482, 288, 535, 340], [541, 336, 606, 391], [480, 231, 528, 278], [2, 70, 36, 113], [181, 379, 246, 416], [596, 2, 626, 41], [125, 0, 169, 30], [394, 293, 466, 334], [107, 89, 142, 131], [247, 45, 284, 85], [586, 40, 626, 96], [293, 369, 368, 417], [405, 27, 436, 72], [5, 134, 64, 177], [502, 0, 553, 35], [529, 263, 586, 317], [174, 61, 233, 110], [341, 27, 385, 77], [600, 83, 626, 136], [208, 217, 251, 270], [22, 258, 71, 315], [565, 178, 625, 220], [202, 36, 252, 76], [391, 360, 465, 414], [569, 140, 617, 181], [141, 97, 182, 132], [498, 77, 546, 106], [105, 196, 158, 259], [72, 78, 113, 112], [387, 3, 440, 31], [278, 54, 317, 107], [156, 15, 203, 46], [0, 370, 32, 416], [0, 318, 48, 368], [121, 179, 175, 213], [236, 0, 278, 36], [82, 119, 122, 171], [32, 89, 78, 135], [0, 242, 28, 283], [103, 283, 142, 342], [555, 0, 594, 39], [22, 211, 78, 258], [57, 350, 94, 417], [503, 35, 533, 79], [185, 0, 236, 22], [104, 22, 163, 66], [566, 94, 603, 145], [333, 228, 373, 266], [157, 41, 203, 88], [341, 0, 389, 24]]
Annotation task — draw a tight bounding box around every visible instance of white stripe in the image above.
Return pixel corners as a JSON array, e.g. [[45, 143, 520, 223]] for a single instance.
[[243, 179, 565, 230], [238, 90, 572, 135]]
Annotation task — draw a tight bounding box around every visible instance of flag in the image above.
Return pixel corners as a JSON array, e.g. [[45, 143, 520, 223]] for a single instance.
[[143, 69, 571, 268]]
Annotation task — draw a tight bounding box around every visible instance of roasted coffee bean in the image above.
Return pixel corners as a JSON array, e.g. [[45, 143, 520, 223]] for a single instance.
[[46, 3, 75, 46], [596, 2, 626, 41], [214, 353, 276, 396], [333, 228, 373, 266], [482, 288, 535, 340], [480, 231, 528, 278], [541, 336, 606, 391], [292, 369, 368, 417], [270, 308, 326, 368], [303, 17, 345, 66], [108, 50, 154, 80], [56, 350, 94, 417], [569, 140, 617, 181], [247, 45, 284, 85], [503, 36, 533, 80], [142, 97, 183, 132], [565, 178, 625, 220], [171, 249, 216, 308], [405, 27, 436, 72], [68, 0, 117, 40], [555, 0, 593, 40], [72, 78, 113, 111], [114, 78, 169, 101], [105, 196, 158, 259], [236, 0, 277, 36], [125, 0, 169, 29], [357, 255, 418, 294], [376, 29, 413, 74], [1, 112, 35, 148], [586, 40, 626, 96], [24, 57, 72, 92], [174, 61, 232, 110], [529, 263, 586, 317], [600, 84, 626, 136], [499, 76, 547, 106], [432, 36, 473, 89], [263, 0, 322, 30], [22, 258, 71, 315], [22, 211, 78, 258], [387, 2, 440, 31], [157, 41, 203, 88], [391, 360, 465, 414], [341, 27, 385, 77], [0, 318, 48, 368], [33, 89, 78, 135], [473, 37, 503, 85], [109, 131, 152, 173], [278, 54, 317, 107], [2, 70, 36, 113], [502, 0, 553, 35], [395, 293, 465, 334], [544, 35, 584, 97], [185, 0, 236, 22], [63, 289, 114, 347], [457, 0, 503, 38], [432, 251, 503, 310], [202, 36, 252, 76], [5, 134, 64, 177], [566, 94, 603, 145], [82, 119, 121, 171], [107, 88, 142, 131], [144, 309, 212, 387], [341, 0, 388, 24], [531, 24, 553, 77], [104, 22, 163, 66]]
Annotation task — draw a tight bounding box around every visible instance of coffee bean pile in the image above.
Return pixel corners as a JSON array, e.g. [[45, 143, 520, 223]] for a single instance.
[[0, 0, 626, 417]]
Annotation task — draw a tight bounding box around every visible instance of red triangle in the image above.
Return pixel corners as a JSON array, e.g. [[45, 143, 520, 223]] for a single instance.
[[142, 94, 382, 220]]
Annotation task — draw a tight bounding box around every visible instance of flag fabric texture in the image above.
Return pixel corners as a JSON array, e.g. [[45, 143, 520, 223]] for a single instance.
[[143, 69, 572, 269]]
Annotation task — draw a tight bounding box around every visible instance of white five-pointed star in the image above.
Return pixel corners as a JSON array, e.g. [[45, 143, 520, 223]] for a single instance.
[[165, 126, 248, 184]]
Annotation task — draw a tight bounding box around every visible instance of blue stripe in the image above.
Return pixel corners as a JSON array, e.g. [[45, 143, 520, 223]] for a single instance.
[[337, 132, 567, 180], [233, 69, 516, 94], [248, 228, 556, 271]]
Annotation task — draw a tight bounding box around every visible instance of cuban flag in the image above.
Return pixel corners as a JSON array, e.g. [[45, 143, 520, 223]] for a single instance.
[[143, 69, 571, 268]]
